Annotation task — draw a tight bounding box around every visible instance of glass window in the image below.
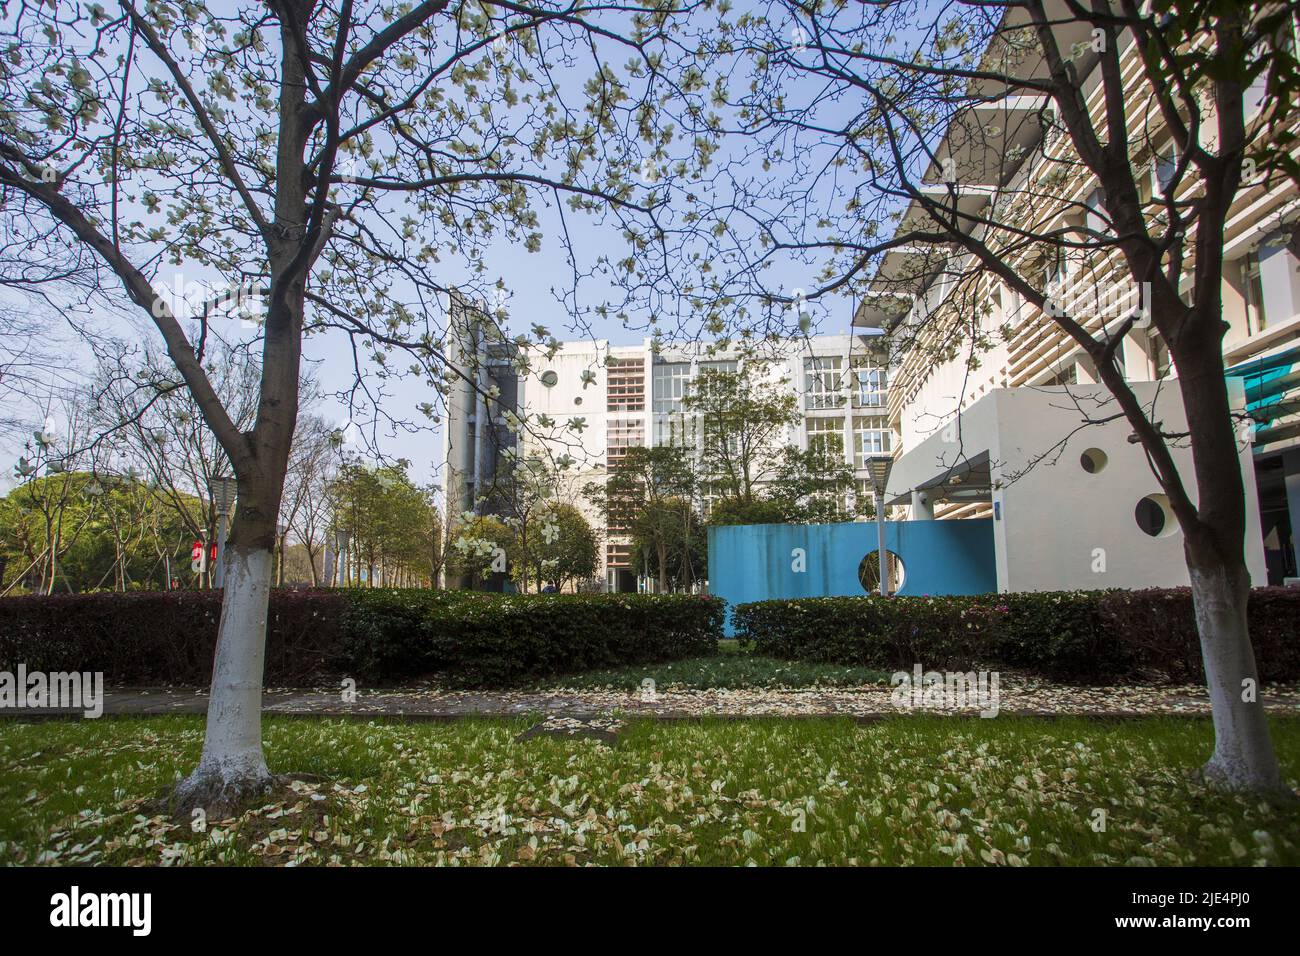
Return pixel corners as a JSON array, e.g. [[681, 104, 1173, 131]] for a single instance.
[[653, 411, 696, 449], [1154, 146, 1179, 196], [853, 416, 892, 467], [851, 364, 887, 408], [805, 418, 845, 456], [1245, 254, 1267, 333], [1084, 187, 1108, 235], [607, 358, 645, 412], [1149, 332, 1172, 379], [804, 357, 845, 409], [652, 362, 691, 415]]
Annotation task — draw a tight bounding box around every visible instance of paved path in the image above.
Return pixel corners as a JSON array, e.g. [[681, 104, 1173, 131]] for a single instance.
[[5, 681, 1300, 720]]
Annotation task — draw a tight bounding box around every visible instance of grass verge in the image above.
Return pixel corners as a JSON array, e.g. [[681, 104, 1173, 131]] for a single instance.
[[2, 715, 1297, 866], [537, 645, 890, 690]]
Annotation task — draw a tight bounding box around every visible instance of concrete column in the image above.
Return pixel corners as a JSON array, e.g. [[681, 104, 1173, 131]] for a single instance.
[[911, 488, 934, 520]]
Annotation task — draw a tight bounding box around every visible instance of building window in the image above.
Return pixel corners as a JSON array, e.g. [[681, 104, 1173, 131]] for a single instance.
[[652, 362, 691, 415], [851, 361, 887, 408], [853, 416, 892, 467], [1245, 254, 1268, 333], [1041, 364, 1078, 386], [606, 417, 644, 470], [805, 417, 845, 456], [1084, 186, 1107, 236], [1154, 144, 1179, 197], [1149, 332, 1172, 379], [653, 411, 697, 449], [804, 356, 845, 409]]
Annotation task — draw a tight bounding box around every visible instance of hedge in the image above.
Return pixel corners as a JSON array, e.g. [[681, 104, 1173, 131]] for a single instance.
[[732, 587, 1300, 684], [0, 589, 723, 688], [0, 589, 349, 686]]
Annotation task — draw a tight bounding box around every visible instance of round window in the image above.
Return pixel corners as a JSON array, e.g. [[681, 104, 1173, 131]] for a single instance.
[[858, 551, 906, 594], [1135, 494, 1175, 537], [540, 370, 558, 387], [1080, 448, 1108, 474]]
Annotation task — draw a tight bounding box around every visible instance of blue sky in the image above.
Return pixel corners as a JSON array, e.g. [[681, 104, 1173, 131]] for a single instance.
[[1, 0, 898, 492]]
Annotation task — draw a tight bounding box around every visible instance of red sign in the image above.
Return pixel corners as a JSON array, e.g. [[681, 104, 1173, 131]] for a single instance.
[[191, 541, 204, 561]]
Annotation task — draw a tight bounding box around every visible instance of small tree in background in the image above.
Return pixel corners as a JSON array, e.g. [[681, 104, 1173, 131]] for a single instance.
[[531, 502, 599, 591], [766, 445, 861, 525], [685, 363, 799, 507]]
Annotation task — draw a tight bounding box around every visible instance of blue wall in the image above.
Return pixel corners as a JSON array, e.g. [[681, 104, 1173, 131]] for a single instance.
[[708, 520, 998, 632]]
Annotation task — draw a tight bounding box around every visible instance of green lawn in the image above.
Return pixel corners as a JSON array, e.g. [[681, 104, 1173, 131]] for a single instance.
[[537, 645, 891, 690], [2, 715, 1297, 866]]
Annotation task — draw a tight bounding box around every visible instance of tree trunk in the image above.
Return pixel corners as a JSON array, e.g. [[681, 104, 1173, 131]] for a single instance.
[[173, 539, 275, 812], [1169, 335, 1287, 796], [657, 541, 668, 593], [682, 509, 693, 589], [1186, 541, 1283, 793]]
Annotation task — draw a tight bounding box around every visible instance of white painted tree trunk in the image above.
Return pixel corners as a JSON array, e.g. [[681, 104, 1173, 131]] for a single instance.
[[175, 544, 273, 808], [1189, 563, 1284, 794]]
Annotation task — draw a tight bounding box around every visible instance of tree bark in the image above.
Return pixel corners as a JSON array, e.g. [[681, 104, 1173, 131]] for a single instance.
[[173, 539, 275, 812], [1186, 537, 1283, 793], [1171, 327, 1286, 795]]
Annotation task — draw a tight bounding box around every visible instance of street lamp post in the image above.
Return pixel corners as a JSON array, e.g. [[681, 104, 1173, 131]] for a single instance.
[[866, 455, 894, 597], [211, 476, 238, 589]]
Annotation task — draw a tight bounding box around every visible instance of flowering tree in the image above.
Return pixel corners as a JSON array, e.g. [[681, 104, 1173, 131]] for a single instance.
[[0, 0, 688, 810], [635, 0, 1298, 795]]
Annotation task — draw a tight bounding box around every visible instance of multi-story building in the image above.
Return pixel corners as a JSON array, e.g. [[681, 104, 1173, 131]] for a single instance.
[[443, 7, 1297, 598], [439, 323, 894, 591], [854, 4, 1299, 587]]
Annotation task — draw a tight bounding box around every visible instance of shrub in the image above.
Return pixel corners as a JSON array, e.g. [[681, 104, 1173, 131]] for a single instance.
[[0, 589, 723, 688], [734, 587, 1300, 684], [1095, 588, 1300, 684], [992, 591, 1121, 681], [341, 588, 476, 680], [731, 594, 999, 670], [0, 589, 348, 685], [426, 593, 723, 687]]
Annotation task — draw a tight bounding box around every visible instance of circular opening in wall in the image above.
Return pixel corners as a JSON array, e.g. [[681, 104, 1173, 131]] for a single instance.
[[858, 550, 906, 594], [1135, 493, 1175, 537], [1080, 447, 1108, 474], [574, 396, 583, 405], [540, 370, 558, 388]]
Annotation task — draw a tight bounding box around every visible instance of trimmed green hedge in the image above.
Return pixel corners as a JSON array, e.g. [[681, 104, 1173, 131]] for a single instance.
[[0, 589, 723, 688], [732, 588, 1300, 684], [424, 593, 724, 687]]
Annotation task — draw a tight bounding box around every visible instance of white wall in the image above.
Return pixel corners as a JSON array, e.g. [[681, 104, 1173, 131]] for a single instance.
[[989, 382, 1267, 591]]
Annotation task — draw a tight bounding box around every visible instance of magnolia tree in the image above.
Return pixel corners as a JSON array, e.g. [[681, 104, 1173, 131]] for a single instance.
[[621, 0, 1296, 794], [0, 0, 691, 810]]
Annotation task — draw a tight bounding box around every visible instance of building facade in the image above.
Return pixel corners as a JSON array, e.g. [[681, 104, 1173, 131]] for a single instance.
[[855, 5, 1300, 586], [441, 7, 1298, 597], [439, 326, 895, 591]]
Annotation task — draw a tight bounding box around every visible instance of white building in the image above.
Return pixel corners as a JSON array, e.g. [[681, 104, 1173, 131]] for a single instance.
[[440, 322, 893, 591]]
